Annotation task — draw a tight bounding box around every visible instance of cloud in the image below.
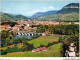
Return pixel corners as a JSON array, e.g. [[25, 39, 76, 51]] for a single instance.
[[32, 7, 47, 13], [31, 6, 56, 14], [32, 9, 40, 12], [41, 7, 46, 10], [48, 6, 54, 9], [41, 6, 55, 11]]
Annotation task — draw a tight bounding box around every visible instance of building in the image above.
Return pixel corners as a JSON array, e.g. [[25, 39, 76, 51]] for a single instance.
[[0, 25, 12, 32], [32, 47, 47, 52], [59, 22, 72, 25], [73, 22, 80, 25], [12, 26, 20, 31], [12, 24, 21, 31], [24, 24, 31, 29]]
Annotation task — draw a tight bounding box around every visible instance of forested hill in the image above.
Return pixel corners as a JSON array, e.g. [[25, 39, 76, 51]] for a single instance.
[[1, 12, 28, 21]]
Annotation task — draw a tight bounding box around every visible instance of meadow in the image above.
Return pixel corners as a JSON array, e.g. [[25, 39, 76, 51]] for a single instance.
[[1, 43, 62, 57], [28, 36, 59, 48], [1, 35, 70, 57]]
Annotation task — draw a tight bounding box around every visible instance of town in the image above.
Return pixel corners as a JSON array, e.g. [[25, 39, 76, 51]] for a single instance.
[[0, 20, 79, 32], [0, 20, 79, 57]]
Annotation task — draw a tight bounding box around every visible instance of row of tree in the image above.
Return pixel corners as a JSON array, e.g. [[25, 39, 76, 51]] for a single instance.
[[1, 22, 18, 27], [32, 24, 79, 35]]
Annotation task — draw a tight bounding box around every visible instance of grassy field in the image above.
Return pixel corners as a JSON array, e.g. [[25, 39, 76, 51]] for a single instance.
[[0, 43, 23, 51], [1, 47, 20, 55], [1, 35, 70, 57], [1, 43, 62, 57], [1, 43, 23, 55], [28, 36, 59, 48]]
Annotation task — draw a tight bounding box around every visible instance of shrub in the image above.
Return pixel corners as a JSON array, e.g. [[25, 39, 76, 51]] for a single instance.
[[1, 47, 20, 55]]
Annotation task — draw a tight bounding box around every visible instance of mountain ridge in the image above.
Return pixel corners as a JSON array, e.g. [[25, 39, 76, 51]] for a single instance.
[[1, 12, 28, 21], [35, 3, 79, 22], [30, 10, 58, 18]]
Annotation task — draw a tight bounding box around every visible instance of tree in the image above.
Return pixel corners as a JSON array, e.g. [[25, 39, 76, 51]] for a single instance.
[[21, 26, 24, 29], [5, 38, 11, 46], [1, 30, 11, 47], [20, 42, 34, 51]]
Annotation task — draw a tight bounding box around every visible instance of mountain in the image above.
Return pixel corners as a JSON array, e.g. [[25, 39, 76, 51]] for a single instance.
[[30, 12, 44, 18], [30, 10, 58, 18], [1, 12, 28, 21], [57, 3, 79, 14], [35, 3, 79, 22]]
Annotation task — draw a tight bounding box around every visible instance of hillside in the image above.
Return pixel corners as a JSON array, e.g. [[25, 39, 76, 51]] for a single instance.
[[30, 10, 58, 18], [57, 3, 79, 13], [30, 12, 44, 18], [35, 3, 79, 22], [1, 12, 28, 21], [1, 43, 62, 57]]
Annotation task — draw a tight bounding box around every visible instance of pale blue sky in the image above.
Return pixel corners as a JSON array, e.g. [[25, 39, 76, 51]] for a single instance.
[[1, 0, 79, 17]]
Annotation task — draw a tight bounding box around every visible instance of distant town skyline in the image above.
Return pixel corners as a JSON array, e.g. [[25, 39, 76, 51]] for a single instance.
[[1, 0, 79, 17]]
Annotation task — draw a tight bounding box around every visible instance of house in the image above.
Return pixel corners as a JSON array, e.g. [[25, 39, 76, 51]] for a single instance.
[[12, 24, 21, 31], [27, 24, 30, 27], [42, 47, 47, 51], [0, 25, 12, 32], [37, 48, 42, 52], [73, 22, 80, 25], [42, 33, 46, 36], [24, 26, 29, 29], [12, 26, 20, 31], [5, 28, 12, 30], [32, 47, 47, 52], [59, 22, 71, 25], [15, 24, 21, 27], [32, 49, 38, 52]]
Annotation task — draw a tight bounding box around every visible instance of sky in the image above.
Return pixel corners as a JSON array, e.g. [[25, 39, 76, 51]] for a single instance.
[[1, 0, 79, 17]]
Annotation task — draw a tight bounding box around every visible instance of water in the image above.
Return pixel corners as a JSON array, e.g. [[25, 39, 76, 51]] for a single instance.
[[14, 35, 32, 39], [4, 31, 36, 46], [14, 31, 36, 39]]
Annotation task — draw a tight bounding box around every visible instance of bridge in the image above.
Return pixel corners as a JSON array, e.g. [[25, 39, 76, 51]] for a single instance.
[[16, 32, 44, 36]]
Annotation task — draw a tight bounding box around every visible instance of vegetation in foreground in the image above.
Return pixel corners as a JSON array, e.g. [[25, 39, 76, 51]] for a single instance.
[[28, 36, 59, 48], [1, 43, 62, 57], [1, 24, 79, 57]]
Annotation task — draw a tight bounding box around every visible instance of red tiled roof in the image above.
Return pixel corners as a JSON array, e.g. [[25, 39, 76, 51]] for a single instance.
[[7, 53, 14, 54], [15, 24, 20, 25], [37, 48, 42, 51], [42, 47, 46, 50], [5, 28, 12, 30], [0, 25, 9, 26], [40, 48, 43, 50], [16, 26, 20, 28], [32, 47, 47, 52], [33, 49, 37, 51]]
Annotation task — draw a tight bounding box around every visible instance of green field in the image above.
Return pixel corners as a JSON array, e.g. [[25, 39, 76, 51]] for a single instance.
[[2, 36, 69, 57], [1, 43, 62, 57], [1, 47, 20, 55], [28, 36, 59, 48]]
